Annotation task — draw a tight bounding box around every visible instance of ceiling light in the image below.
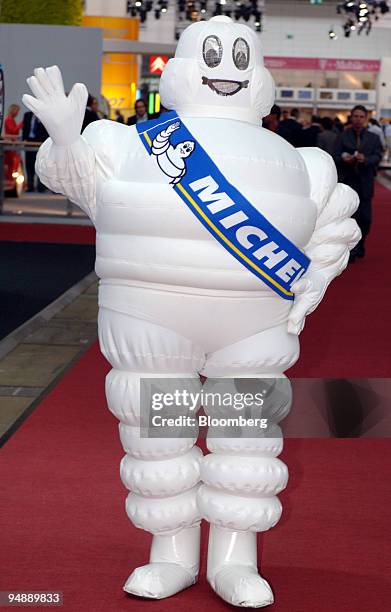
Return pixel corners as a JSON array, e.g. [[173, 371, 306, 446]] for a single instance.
[[337, 0, 390, 38]]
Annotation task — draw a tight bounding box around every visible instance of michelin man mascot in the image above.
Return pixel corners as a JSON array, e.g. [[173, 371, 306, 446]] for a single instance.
[[24, 16, 360, 609]]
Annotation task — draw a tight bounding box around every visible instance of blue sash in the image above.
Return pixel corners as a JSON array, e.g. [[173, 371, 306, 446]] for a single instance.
[[136, 111, 310, 300]]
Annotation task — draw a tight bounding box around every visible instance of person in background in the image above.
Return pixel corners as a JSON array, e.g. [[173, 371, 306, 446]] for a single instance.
[[300, 115, 322, 147], [317, 117, 338, 156], [278, 107, 302, 147], [384, 121, 391, 160], [126, 99, 152, 126], [368, 118, 385, 150], [23, 110, 48, 192], [82, 94, 100, 131], [333, 117, 344, 134], [344, 115, 352, 129], [115, 109, 125, 124], [334, 105, 383, 262], [262, 104, 281, 133], [4, 104, 23, 137], [3, 105, 24, 190]]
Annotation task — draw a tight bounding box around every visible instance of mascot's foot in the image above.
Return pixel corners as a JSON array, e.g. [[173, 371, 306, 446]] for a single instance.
[[124, 525, 200, 599], [123, 562, 197, 599], [209, 565, 274, 608], [207, 525, 274, 608]]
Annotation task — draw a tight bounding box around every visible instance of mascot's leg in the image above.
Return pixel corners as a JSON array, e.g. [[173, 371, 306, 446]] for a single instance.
[[198, 325, 297, 608], [98, 307, 205, 599]]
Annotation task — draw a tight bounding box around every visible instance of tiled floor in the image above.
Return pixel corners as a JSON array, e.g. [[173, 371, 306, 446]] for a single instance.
[[53, 294, 99, 322], [0, 278, 98, 444], [0, 396, 34, 429], [0, 200, 97, 444]]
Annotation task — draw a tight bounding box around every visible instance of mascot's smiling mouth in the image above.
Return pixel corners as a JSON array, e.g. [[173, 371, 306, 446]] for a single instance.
[[202, 77, 249, 96]]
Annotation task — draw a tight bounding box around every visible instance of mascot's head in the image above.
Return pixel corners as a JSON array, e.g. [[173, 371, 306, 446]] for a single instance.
[[160, 16, 275, 124]]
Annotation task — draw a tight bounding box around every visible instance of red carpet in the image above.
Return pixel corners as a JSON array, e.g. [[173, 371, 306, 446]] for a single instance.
[[289, 181, 391, 378], [1, 345, 390, 611], [1, 183, 390, 610]]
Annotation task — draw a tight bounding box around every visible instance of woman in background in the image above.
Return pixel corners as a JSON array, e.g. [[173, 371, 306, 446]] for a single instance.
[[3, 104, 23, 187], [4, 103, 23, 138]]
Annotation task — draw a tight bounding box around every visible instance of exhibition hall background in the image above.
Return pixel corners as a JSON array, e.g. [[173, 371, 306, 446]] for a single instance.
[[2, 0, 391, 121]]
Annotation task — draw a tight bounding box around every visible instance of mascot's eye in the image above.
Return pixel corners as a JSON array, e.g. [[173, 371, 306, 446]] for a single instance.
[[232, 38, 250, 70], [203, 35, 223, 68]]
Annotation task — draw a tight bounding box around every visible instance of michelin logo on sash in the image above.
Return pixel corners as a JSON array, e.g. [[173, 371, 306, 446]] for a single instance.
[[137, 111, 310, 300]]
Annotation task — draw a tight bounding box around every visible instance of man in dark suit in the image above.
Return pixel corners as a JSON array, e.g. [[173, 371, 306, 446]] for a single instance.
[[127, 99, 157, 126], [23, 111, 48, 191], [334, 105, 383, 261], [278, 107, 303, 147], [300, 115, 322, 147], [82, 95, 100, 132]]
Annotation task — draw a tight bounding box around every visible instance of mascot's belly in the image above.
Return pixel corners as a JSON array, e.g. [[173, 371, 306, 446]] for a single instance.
[[95, 117, 317, 293]]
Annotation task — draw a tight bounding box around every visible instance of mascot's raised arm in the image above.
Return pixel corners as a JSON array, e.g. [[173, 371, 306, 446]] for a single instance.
[[23, 15, 360, 609]]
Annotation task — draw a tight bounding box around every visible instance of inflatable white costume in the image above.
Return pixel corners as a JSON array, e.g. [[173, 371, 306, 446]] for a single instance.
[[24, 16, 360, 608]]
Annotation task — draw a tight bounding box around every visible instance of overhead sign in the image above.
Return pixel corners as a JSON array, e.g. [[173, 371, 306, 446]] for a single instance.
[[264, 56, 381, 73], [149, 55, 168, 75]]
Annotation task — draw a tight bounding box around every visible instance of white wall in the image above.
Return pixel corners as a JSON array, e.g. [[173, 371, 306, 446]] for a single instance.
[[146, 11, 391, 60], [139, 5, 177, 44], [84, 0, 128, 16], [260, 14, 391, 60], [377, 57, 391, 117], [0, 24, 102, 116], [84, 0, 177, 43]]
